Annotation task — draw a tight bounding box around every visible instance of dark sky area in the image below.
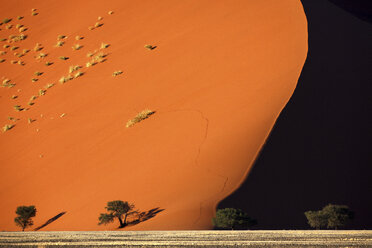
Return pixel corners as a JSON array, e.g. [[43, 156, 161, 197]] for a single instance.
[[219, 0, 372, 229]]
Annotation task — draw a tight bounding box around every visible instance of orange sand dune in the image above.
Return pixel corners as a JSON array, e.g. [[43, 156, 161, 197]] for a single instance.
[[0, 0, 307, 231]]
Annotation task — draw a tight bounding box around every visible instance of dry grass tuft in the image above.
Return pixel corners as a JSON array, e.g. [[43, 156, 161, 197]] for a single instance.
[[57, 35, 66, 40], [45, 61, 53, 66], [38, 89, 46, 96], [95, 22, 103, 28], [72, 44, 83, 50], [0, 58, 5, 63], [17, 16, 23, 20], [45, 83, 54, 89], [34, 43, 43, 51], [55, 41, 64, 47], [108, 11, 114, 15], [75, 35, 83, 40], [14, 105, 23, 111], [59, 56, 69, 60], [100, 43, 109, 49], [74, 71, 84, 78], [112, 70, 123, 77], [144, 44, 156, 50], [126, 109, 155, 128], [31, 78, 38, 82], [34, 71, 43, 76], [2, 124, 14, 132], [69, 65, 81, 73]]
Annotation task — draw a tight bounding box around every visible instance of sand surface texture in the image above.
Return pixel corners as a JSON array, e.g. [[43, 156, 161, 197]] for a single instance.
[[0, 1, 307, 230], [0, 230, 371, 247]]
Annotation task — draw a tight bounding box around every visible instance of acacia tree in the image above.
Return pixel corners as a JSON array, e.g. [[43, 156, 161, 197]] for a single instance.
[[305, 204, 354, 230], [212, 208, 257, 230], [14, 205, 37, 231], [98, 200, 135, 228]]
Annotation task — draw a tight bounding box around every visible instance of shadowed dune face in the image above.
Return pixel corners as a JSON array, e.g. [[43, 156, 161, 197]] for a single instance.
[[0, 0, 307, 231]]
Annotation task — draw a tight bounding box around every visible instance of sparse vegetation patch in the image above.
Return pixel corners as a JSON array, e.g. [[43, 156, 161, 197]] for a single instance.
[[126, 109, 155, 128]]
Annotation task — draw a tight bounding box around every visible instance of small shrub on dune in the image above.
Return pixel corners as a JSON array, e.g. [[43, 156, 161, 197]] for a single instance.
[[108, 11, 114, 15], [17, 60, 25, 66], [10, 46, 19, 51], [10, 60, 17, 64], [18, 26, 27, 32], [6, 24, 13, 29], [59, 56, 69, 60], [55, 41, 64, 47], [27, 118, 35, 124], [23, 49, 30, 54], [34, 71, 43, 76], [45, 83, 54, 89], [86, 61, 96, 67], [17, 16, 23, 20], [144, 44, 156, 50], [112, 70, 123, 77], [69, 65, 81, 73], [59, 75, 73, 84], [2, 18, 11, 24], [3, 44, 10, 48], [45, 61, 53, 66], [126, 109, 155, 128], [2, 124, 14, 132], [57, 35, 66, 40], [0, 58, 5, 63], [14, 105, 23, 111], [0, 38, 6, 41], [86, 52, 94, 58], [31, 78, 38, 82], [72, 44, 83, 50], [30, 95, 37, 101], [100, 43, 109, 49], [95, 22, 103, 28], [34, 43, 42, 51], [74, 71, 84, 78], [75, 35, 83, 40], [88, 26, 94, 30], [11, 95, 17, 99], [38, 89, 46, 96], [97, 16, 103, 21], [28, 101, 34, 106], [31, 12, 38, 16], [0, 51, 6, 55], [15, 24, 23, 29]]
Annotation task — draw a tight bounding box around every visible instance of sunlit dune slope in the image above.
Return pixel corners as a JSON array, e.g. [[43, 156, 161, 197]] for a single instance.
[[0, 0, 307, 231]]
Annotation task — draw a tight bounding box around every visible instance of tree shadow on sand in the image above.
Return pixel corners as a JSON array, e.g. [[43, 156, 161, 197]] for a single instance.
[[119, 207, 165, 229], [34, 212, 66, 231]]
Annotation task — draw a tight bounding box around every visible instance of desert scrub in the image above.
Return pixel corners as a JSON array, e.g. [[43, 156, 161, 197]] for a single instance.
[[38, 89, 46, 96], [3, 44, 10, 48], [108, 11, 114, 15], [97, 16, 103, 21], [2, 18, 11, 24], [72, 44, 83, 50], [59, 75, 72, 84], [31, 78, 38, 82], [15, 24, 23, 29], [88, 26, 94, 30], [144, 44, 156, 50], [6, 24, 12, 29], [34, 43, 43, 51], [18, 26, 27, 32], [0, 51, 6, 55], [45, 61, 53, 66], [2, 124, 14, 132], [17, 60, 25, 66], [34, 71, 43, 76], [75, 35, 83, 40], [112, 71, 123, 77], [37, 53, 47, 59], [0, 58, 5, 63], [95, 22, 103, 28], [86, 61, 96, 67], [10, 46, 19, 51], [11, 95, 18, 99], [69, 65, 81, 73], [45, 83, 54, 89], [31, 12, 38, 16], [100, 43, 109, 49], [74, 71, 84, 78], [30, 95, 37, 101], [55, 41, 64, 47], [27, 118, 35, 124], [17, 16, 23, 20], [28, 101, 34, 106], [59, 56, 69, 60], [57, 35, 66, 40], [10, 60, 17, 64], [86, 52, 94, 57], [126, 109, 155, 128], [14, 105, 23, 111]]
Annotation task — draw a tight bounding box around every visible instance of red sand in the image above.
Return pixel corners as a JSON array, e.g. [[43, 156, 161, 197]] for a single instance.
[[0, 0, 307, 231]]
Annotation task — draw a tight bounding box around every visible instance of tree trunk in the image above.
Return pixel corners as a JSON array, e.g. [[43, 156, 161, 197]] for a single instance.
[[118, 217, 124, 228], [124, 213, 128, 226]]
